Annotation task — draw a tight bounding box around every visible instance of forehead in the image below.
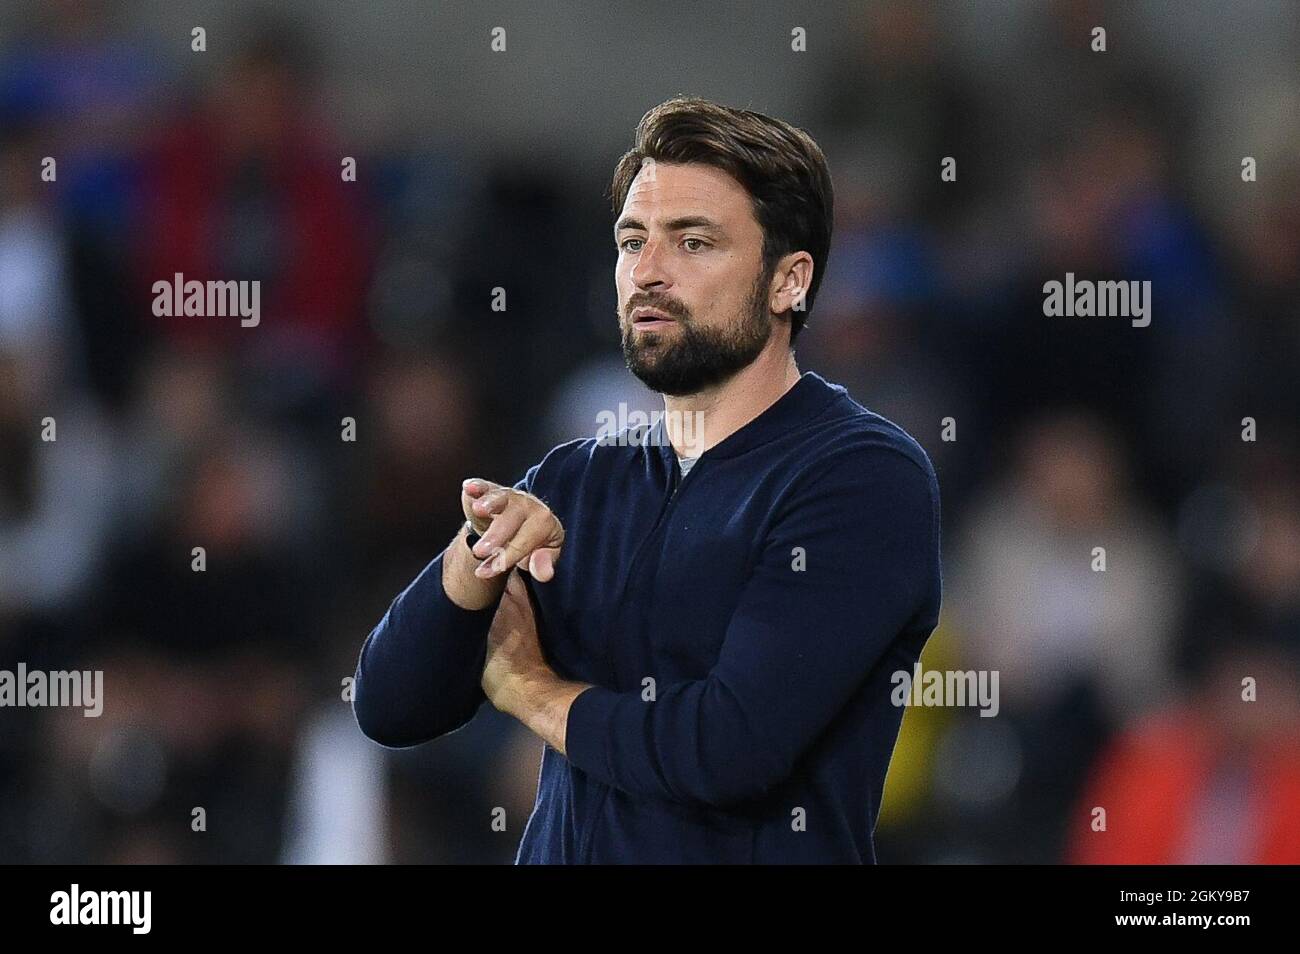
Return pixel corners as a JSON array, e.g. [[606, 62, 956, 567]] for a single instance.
[[618, 161, 756, 227]]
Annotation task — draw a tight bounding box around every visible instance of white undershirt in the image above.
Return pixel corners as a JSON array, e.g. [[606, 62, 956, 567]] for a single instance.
[[677, 454, 699, 478]]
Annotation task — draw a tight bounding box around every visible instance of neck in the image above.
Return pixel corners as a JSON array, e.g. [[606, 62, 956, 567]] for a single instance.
[[662, 338, 801, 458]]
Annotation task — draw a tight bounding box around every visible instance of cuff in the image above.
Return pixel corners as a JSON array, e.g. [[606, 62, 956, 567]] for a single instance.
[[563, 684, 622, 777], [411, 550, 500, 639]]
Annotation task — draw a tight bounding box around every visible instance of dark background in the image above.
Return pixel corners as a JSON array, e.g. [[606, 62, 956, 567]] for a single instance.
[[0, 0, 1297, 863]]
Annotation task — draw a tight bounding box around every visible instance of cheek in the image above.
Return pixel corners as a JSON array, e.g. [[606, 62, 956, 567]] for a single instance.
[[705, 262, 754, 312], [697, 283, 740, 321], [614, 261, 634, 297]]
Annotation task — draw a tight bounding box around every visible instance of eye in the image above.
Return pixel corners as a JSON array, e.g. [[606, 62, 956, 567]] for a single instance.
[[620, 237, 644, 253], [682, 238, 709, 252]]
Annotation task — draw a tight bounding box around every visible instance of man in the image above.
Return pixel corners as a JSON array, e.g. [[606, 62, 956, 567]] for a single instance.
[[353, 96, 942, 863]]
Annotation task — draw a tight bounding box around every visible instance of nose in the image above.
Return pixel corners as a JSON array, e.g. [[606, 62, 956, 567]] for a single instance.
[[630, 237, 671, 291]]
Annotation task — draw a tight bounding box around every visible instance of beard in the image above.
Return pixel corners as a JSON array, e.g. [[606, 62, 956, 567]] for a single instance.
[[620, 266, 774, 397]]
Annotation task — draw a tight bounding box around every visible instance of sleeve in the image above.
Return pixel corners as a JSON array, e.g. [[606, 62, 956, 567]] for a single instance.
[[352, 464, 541, 747], [563, 447, 939, 807]]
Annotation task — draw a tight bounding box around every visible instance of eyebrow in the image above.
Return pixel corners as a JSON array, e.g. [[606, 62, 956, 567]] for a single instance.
[[614, 215, 725, 236]]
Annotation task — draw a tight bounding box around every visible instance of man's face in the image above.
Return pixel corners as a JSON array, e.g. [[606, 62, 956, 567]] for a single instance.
[[614, 160, 775, 396]]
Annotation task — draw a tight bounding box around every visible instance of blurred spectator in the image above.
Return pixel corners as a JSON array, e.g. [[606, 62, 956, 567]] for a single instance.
[[1069, 634, 1300, 864], [134, 21, 373, 400], [952, 408, 1183, 719]]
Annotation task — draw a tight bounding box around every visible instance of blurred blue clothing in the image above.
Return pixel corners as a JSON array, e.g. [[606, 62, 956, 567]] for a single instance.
[[353, 371, 942, 863]]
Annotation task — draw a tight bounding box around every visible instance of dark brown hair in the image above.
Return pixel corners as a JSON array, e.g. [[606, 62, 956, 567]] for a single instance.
[[609, 96, 834, 341]]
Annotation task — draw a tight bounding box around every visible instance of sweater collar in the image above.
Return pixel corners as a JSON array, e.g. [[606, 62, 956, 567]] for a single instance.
[[647, 370, 842, 463]]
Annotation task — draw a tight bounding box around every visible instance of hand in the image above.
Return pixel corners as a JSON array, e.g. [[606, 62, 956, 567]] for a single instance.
[[462, 478, 565, 582], [481, 571, 548, 716], [480, 571, 593, 754]]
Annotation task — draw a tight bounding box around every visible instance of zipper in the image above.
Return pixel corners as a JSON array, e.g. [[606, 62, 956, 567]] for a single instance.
[[580, 450, 698, 864], [606, 453, 689, 671]]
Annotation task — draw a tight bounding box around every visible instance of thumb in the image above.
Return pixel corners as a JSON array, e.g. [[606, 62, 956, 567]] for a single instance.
[[526, 547, 560, 582]]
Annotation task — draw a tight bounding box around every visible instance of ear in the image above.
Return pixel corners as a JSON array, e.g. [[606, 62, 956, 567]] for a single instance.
[[770, 251, 815, 316]]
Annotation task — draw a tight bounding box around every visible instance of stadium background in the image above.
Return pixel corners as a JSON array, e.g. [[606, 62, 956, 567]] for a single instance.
[[1, 0, 1297, 863]]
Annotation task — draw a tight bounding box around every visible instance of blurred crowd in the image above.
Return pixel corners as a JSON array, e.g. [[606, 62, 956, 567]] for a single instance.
[[0, 1, 1297, 863]]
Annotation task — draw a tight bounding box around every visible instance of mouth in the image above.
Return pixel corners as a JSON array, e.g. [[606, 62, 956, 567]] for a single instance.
[[630, 307, 677, 331]]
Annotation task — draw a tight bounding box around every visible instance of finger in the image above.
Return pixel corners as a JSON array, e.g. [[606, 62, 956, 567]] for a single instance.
[[472, 505, 529, 558], [480, 512, 549, 578], [475, 528, 525, 578], [504, 570, 527, 599], [462, 478, 501, 498], [475, 549, 508, 578], [527, 547, 560, 582], [471, 488, 512, 519], [501, 573, 536, 628], [494, 511, 552, 573]]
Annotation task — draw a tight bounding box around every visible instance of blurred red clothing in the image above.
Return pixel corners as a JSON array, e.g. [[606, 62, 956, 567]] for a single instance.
[[135, 111, 370, 365], [1069, 705, 1300, 864]]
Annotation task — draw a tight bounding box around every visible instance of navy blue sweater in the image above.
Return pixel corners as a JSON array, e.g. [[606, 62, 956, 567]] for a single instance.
[[353, 371, 942, 863]]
